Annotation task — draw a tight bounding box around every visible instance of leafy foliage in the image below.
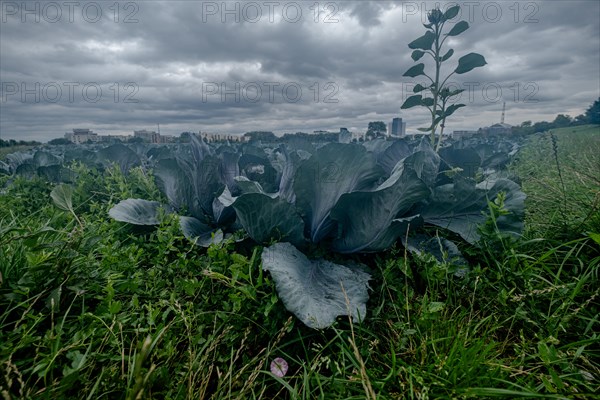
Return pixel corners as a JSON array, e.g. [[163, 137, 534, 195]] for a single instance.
[[108, 198, 163, 226], [0, 129, 598, 398], [262, 242, 370, 329], [2, 133, 526, 329], [401, 5, 487, 150]]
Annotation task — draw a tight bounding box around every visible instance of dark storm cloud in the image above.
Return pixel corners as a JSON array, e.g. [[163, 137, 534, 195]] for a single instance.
[[1, 0, 599, 141]]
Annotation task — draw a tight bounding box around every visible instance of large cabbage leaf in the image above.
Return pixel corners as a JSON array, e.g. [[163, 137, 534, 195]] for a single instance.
[[420, 177, 526, 243], [189, 154, 223, 216], [376, 139, 413, 176], [50, 184, 75, 212], [179, 216, 223, 247], [218, 150, 241, 193], [38, 165, 75, 183], [153, 159, 200, 217], [109, 198, 163, 225], [232, 193, 305, 247], [391, 141, 440, 188], [294, 143, 382, 243], [272, 145, 302, 203], [330, 166, 429, 253], [96, 144, 141, 173], [0, 160, 9, 175], [33, 151, 61, 167], [262, 242, 371, 329]]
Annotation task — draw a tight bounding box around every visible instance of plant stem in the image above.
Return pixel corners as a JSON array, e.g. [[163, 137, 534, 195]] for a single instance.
[[431, 23, 441, 147]]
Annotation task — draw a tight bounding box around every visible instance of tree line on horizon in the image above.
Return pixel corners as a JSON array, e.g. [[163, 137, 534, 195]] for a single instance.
[[512, 97, 599, 135], [1, 98, 598, 148]]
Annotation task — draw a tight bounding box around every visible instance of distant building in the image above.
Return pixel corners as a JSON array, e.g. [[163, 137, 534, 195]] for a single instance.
[[485, 123, 513, 135], [134, 129, 161, 143], [159, 135, 176, 143], [101, 135, 131, 143], [475, 123, 513, 137], [452, 130, 478, 139], [64, 129, 99, 144], [390, 118, 407, 137]]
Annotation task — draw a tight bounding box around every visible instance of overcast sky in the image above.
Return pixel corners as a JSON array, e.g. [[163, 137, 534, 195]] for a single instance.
[[1, 0, 599, 141]]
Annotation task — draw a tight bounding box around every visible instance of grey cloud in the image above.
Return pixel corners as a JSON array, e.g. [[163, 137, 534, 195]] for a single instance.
[[1, 1, 599, 141]]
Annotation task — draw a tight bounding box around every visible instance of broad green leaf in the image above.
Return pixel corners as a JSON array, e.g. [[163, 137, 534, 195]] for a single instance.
[[440, 48, 454, 62], [330, 164, 429, 253], [455, 53, 487, 74], [588, 232, 600, 246], [108, 198, 163, 226], [403, 63, 426, 78], [413, 84, 429, 93], [216, 185, 236, 207], [401, 95, 423, 109], [64, 148, 96, 166], [154, 159, 199, 216], [96, 144, 141, 174], [435, 104, 466, 125], [38, 165, 76, 183], [377, 140, 413, 175], [50, 184, 74, 212], [212, 195, 235, 226], [179, 216, 223, 247], [6, 152, 33, 171], [444, 5, 460, 20], [189, 133, 214, 163], [444, 103, 466, 118], [411, 50, 425, 61], [447, 21, 469, 36], [0, 160, 9, 175], [294, 143, 382, 243], [440, 88, 464, 100], [33, 151, 61, 167], [362, 138, 394, 158], [232, 193, 305, 247], [391, 141, 440, 188], [218, 150, 241, 192], [422, 97, 435, 107], [192, 155, 224, 216], [420, 177, 525, 243], [274, 145, 302, 203], [262, 242, 371, 329], [408, 31, 436, 50]]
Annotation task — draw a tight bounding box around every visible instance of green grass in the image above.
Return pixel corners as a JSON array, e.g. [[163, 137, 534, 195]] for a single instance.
[[510, 124, 600, 240], [1, 129, 599, 399]]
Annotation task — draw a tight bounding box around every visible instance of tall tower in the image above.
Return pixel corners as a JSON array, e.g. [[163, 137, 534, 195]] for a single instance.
[[500, 102, 506, 124]]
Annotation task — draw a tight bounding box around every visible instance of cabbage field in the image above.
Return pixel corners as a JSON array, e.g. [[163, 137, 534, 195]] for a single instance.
[[1, 126, 599, 399]]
